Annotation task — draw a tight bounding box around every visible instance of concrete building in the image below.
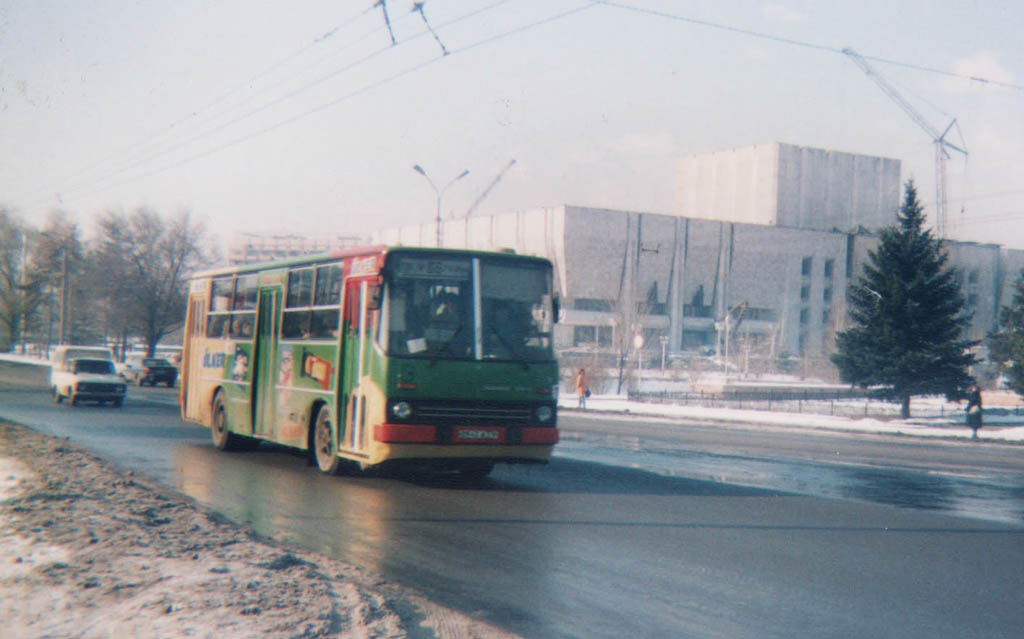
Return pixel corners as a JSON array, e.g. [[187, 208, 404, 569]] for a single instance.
[[371, 144, 1024, 374], [676, 142, 902, 232]]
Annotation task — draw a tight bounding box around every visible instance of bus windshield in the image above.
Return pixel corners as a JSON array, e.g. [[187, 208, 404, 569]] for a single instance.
[[381, 254, 555, 362]]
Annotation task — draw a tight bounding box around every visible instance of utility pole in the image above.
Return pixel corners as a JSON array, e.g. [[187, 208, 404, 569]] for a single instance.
[[59, 247, 69, 345]]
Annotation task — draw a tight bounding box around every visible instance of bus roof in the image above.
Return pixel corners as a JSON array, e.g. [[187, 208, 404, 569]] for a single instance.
[[190, 244, 552, 280]]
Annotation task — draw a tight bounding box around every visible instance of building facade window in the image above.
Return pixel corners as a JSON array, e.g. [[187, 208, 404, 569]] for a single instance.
[[824, 258, 834, 279], [799, 308, 809, 324], [801, 256, 813, 277], [800, 285, 810, 301], [573, 325, 596, 345], [573, 298, 613, 312]]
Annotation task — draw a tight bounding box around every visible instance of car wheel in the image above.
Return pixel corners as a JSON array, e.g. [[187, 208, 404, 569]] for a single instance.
[[211, 392, 238, 451], [112, 397, 123, 408], [53, 387, 63, 404], [312, 404, 342, 475], [70, 394, 80, 407]]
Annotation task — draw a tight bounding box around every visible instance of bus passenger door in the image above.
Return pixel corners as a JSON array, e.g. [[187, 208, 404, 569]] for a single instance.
[[340, 279, 368, 452], [252, 287, 281, 437], [181, 295, 205, 421]]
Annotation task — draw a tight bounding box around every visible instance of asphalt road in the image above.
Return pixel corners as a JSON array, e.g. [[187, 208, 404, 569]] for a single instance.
[[2, 359, 1023, 638]]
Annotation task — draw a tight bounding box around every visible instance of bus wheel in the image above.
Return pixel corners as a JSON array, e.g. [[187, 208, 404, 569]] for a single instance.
[[313, 404, 342, 475], [211, 392, 237, 451]]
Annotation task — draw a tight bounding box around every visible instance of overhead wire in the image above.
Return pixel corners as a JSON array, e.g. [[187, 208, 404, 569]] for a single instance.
[[51, 0, 593, 203], [36, 5, 380, 205], [30, 0, 1022, 211], [595, 0, 1024, 91]]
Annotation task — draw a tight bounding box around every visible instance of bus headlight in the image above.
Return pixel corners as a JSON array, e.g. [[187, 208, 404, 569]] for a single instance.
[[535, 405, 553, 423], [391, 401, 413, 420]]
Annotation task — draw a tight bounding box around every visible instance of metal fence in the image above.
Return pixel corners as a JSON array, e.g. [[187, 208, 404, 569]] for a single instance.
[[626, 389, 1024, 420]]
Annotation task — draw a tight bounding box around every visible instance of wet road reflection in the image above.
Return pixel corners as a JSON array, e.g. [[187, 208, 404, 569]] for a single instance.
[[556, 438, 1024, 525], [172, 444, 792, 638]]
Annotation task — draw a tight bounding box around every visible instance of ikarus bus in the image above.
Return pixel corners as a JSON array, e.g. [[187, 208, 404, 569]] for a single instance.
[[180, 245, 560, 478]]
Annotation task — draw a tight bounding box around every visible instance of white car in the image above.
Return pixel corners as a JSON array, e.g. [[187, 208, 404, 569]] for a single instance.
[[51, 358, 127, 407]]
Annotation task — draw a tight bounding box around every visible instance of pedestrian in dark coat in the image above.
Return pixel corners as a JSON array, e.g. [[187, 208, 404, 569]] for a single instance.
[[965, 384, 983, 439]]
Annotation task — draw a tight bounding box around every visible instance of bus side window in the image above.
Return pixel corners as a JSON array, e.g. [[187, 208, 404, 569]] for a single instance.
[[310, 309, 339, 338], [230, 312, 255, 338], [345, 285, 361, 330], [189, 299, 205, 337], [207, 314, 230, 338], [282, 310, 310, 338]]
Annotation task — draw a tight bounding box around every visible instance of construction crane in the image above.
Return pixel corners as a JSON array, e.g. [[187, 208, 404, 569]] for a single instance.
[[842, 47, 967, 238], [464, 159, 516, 218]]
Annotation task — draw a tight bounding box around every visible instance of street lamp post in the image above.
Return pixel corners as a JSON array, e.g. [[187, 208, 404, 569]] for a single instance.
[[40, 231, 71, 346], [412, 165, 469, 248]]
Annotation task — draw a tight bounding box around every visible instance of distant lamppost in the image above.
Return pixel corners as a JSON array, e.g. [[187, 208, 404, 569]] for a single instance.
[[40, 231, 71, 347], [412, 165, 469, 248]]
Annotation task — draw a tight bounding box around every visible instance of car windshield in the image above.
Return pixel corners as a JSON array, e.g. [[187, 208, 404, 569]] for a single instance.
[[379, 254, 554, 363], [73, 359, 116, 374]]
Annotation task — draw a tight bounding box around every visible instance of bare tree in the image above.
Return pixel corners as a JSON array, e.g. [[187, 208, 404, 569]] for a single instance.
[[33, 211, 86, 349], [94, 208, 212, 357], [0, 208, 48, 350]]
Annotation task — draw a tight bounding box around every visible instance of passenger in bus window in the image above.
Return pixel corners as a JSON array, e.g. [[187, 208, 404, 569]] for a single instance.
[[310, 309, 339, 338], [207, 314, 230, 338], [232, 314, 254, 338]]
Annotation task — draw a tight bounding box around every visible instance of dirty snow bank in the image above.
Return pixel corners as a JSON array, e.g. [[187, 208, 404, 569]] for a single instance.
[[0, 421, 517, 639]]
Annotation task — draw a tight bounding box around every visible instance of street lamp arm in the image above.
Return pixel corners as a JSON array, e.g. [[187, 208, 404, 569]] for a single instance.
[[412, 165, 469, 248]]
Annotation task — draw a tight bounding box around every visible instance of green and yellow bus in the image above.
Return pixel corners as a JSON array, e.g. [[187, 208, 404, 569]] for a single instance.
[[180, 245, 560, 478]]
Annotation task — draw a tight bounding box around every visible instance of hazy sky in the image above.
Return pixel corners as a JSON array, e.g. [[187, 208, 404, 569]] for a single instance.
[[2, 0, 1021, 248]]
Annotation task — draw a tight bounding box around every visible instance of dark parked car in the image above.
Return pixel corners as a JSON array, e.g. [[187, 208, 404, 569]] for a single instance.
[[138, 358, 178, 387]]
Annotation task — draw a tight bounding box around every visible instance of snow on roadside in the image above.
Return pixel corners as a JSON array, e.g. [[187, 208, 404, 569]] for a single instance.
[[558, 393, 1024, 443]]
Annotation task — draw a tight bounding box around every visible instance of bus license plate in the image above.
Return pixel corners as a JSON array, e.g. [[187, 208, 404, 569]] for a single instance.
[[453, 426, 506, 444]]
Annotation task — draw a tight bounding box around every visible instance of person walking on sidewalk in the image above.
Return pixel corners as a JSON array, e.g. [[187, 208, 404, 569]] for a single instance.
[[575, 368, 590, 409], [965, 384, 983, 439]]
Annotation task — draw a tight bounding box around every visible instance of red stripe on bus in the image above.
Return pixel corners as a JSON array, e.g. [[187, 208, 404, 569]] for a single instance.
[[521, 427, 559, 444], [374, 424, 437, 443]]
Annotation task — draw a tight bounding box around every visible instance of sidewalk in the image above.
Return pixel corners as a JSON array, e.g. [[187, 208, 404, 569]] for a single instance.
[[557, 393, 1024, 443]]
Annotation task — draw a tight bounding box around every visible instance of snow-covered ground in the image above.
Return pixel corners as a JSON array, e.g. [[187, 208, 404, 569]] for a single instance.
[[557, 391, 1024, 442]]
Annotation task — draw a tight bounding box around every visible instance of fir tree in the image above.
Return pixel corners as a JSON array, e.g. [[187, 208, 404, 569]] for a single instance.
[[832, 180, 976, 418], [989, 270, 1024, 397]]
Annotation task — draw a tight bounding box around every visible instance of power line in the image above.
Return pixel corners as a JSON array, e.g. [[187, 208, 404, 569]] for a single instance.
[[41, 1, 597, 205], [595, 0, 1024, 91], [31, 5, 380, 206], [38, 0, 526, 207]]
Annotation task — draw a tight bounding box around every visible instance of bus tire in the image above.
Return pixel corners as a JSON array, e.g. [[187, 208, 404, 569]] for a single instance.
[[211, 392, 238, 451], [312, 403, 342, 475]]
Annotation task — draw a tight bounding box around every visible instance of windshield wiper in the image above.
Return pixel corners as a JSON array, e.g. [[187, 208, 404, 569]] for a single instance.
[[427, 323, 465, 367], [487, 326, 530, 370]]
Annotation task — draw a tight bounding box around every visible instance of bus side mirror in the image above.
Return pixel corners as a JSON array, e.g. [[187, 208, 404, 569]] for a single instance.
[[553, 295, 560, 324]]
